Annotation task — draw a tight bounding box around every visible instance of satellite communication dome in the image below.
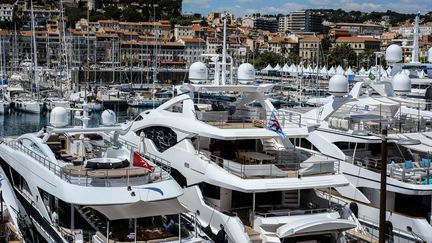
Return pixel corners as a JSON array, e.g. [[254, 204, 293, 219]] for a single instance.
[[188, 62, 208, 83], [50, 107, 68, 128], [392, 73, 411, 93], [237, 63, 256, 84], [329, 74, 348, 96], [385, 44, 403, 63], [101, 109, 117, 126], [428, 47, 432, 63]]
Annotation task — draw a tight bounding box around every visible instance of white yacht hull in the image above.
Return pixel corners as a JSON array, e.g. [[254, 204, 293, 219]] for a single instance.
[[0, 101, 10, 114], [338, 161, 432, 243], [14, 100, 42, 113]]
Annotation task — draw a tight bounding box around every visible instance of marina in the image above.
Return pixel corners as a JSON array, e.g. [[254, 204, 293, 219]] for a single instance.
[[0, 0, 431, 242]]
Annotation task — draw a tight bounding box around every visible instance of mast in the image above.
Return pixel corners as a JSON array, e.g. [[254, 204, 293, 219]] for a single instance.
[[221, 13, 227, 85], [59, 0, 69, 92], [30, 0, 39, 100], [411, 12, 420, 63]]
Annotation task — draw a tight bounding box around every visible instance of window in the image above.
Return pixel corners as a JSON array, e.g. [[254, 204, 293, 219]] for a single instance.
[[135, 126, 177, 152]]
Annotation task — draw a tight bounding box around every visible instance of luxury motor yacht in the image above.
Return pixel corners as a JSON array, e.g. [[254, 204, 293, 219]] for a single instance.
[[280, 74, 432, 242], [115, 49, 369, 243], [0, 106, 205, 243]]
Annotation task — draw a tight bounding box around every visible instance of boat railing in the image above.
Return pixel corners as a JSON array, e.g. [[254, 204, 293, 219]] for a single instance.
[[357, 214, 424, 243], [207, 153, 339, 178], [348, 156, 429, 185], [5, 140, 170, 187], [120, 138, 172, 177], [196, 107, 302, 128], [255, 207, 333, 218]]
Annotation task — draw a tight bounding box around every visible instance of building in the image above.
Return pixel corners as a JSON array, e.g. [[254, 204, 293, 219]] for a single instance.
[[241, 16, 278, 32], [0, 4, 13, 22], [207, 12, 235, 26], [268, 37, 298, 57], [22, 6, 61, 30], [334, 36, 381, 55], [179, 37, 206, 65], [279, 10, 323, 33], [241, 17, 254, 29], [299, 36, 321, 62], [174, 25, 194, 40], [253, 17, 278, 32], [390, 22, 432, 37], [335, 23, 385, 36]]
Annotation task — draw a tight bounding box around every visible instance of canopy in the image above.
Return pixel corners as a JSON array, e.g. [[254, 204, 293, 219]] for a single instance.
[[262, 64, 274, 71], [91, 199, 187, 220]]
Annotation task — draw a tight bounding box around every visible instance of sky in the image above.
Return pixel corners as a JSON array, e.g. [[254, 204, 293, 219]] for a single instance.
[[182, 0, 430, 17]]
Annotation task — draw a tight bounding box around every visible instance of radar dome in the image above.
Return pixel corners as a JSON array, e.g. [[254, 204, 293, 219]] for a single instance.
[[386, 44, 402, 63], [101, 109, 117, 126], [428, 47, 432, 63], [188, 62, 208, 83], [237, 63, 255, 84], [329, 74, 348, 96], [50, 107, 68, 127], [392, 73, 411, 93]]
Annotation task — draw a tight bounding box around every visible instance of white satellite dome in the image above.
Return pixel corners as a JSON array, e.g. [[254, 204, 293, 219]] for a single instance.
[[329, 74, 348, 96], [188, 62, 208, 83], [386, 44, 403, 63], [428, 47, 432, 63], [237, 63, 255, 84], [392, 72, 411, 93], [101, 109, 117, 126], [50, 107, 68, 128]]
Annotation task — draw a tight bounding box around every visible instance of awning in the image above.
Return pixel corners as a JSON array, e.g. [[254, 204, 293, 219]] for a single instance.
[[90, 199, 187, 220]]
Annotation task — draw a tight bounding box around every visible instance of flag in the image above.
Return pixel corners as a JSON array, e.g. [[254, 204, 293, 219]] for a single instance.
[[133, 151, 154, 172], [267, 110, 286, 138]]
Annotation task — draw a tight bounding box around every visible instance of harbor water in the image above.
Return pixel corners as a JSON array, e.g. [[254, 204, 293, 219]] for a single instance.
[[0, 107, 149, 137]]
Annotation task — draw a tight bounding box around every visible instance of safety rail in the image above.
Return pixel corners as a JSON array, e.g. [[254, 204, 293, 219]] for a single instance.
[[195, 107, 302, 128], [4, 140, 169, 187], [207, 152, 340, 179], [348, 157, 431, 185], [120, 138, 173, 177], [255, 208, 333, 218], [357, 214, 424, 243]]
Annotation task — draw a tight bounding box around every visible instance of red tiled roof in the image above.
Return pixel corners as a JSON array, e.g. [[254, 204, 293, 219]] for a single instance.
[[336, 36, 379, 42]]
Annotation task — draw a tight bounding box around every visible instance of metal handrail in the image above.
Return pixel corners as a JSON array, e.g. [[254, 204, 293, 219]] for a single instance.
[[4, 140, 168, 187], [206, 152, 340, 178], [255, 208, 332, 218]]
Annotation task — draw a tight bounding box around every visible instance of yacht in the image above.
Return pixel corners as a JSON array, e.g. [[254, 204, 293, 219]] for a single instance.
[[280, 74, 432, 242], [115, 49, 368, 243], [13, 95, 43, 114], [0, 106, 205, 243]]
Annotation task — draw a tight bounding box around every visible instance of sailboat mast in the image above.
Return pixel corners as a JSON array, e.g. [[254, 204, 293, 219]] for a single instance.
[[30, 0, 39, 99], [411, 12, 420, 63]]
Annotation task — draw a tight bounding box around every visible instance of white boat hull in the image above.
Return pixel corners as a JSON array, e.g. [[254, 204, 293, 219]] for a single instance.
[[0, 101, 10, 114], [14, 100, 42, 113]]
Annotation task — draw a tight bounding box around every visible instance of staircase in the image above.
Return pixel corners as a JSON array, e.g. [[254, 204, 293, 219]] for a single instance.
[[281, 190, 300, 208], [261, 138, 286, 155], [75, 206, 107, 232], [245, 226, 262, 243]]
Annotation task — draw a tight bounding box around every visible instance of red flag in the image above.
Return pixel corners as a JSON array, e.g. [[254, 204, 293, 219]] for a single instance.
[[133, 152, 154, 172]]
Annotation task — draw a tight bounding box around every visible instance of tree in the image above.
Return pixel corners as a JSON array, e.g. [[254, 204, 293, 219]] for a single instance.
[[358, 49, 375, 68], [121, 6, 144, 22], [328, 44, 356, 68], [104, 5, 122, 20], [253, 51, 285, 68]]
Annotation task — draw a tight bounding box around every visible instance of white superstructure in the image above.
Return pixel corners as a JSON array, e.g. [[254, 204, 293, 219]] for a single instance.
[[0, 106, 205, 243]]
